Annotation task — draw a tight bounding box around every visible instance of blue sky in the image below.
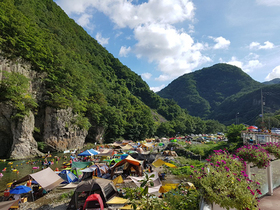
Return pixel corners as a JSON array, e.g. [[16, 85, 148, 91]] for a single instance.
[[54, 0, 280, 92]]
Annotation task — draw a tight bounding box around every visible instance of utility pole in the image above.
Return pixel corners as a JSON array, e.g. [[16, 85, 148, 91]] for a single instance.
[[261, 89, 264, 127], [236, 112, 239, 125]]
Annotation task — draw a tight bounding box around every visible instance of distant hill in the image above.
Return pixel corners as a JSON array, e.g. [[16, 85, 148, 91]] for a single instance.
[[158, 63, 264, 119], [263, 78, 280, 85], [209, 84, 280, 125]]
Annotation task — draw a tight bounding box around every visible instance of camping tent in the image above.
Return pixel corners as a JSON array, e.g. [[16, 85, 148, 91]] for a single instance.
[[59, 170, 78, 184], [78, 149, 99, 156], [14, 167, 63, 192], [110, 155, 143, 178], [67, 178, 117, 210], [89, 149, 99, 155], [112, 175, 124, 186]]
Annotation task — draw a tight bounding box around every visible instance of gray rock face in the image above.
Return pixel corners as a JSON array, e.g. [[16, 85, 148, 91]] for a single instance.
[[0, 57, 88, 159], [43, 107, 87, 151], [10, 110, 44, 159], [0, 103, 13, 157]]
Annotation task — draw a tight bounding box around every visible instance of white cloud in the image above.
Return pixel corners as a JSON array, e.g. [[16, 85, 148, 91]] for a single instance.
[[209, 36, 230, 49], [134, 23, 211, 78], [226, 56, 262, 73], [56, 0, 195, 29], [256, 0, 280, 6], [141, 72, 152, 80], [244, 60, 263, 72], [95, 33, 109, 45], [76, 13, 93, 28], [155, 74, 171, 81], [227, 56, 243, 69], [249, 41, 275, 50], [265, 65, 280, 81], [150, 84, 165, 92], [119, 46, 131, 57]]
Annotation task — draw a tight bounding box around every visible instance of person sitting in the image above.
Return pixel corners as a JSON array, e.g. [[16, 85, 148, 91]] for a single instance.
[[249, 138, 254, 145]]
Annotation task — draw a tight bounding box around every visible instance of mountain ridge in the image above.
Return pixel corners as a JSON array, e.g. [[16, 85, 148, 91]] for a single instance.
[[158, 63, 264, 119]]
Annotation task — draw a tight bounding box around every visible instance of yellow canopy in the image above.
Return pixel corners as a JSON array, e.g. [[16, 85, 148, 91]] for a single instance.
[[120, 205, 134, 210], [106, 196, 128, 205], [159, 183, 179, 193], [113, 175, 124, 185], [152, 159, 165, 167], [164, 162, 177, 168], [152, 159, 177, 168]]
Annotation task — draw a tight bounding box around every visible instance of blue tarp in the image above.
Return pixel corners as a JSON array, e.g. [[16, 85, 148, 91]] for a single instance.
[[120, 154, 128, 160], [59, 170, 78, 184], [89, 149, 99, 155], [78, 150, 94, 156]]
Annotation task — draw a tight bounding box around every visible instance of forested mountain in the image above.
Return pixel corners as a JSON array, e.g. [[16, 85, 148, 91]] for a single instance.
[[158, 64, 264, 119], [0, 0, 225, 155], [263, 78, 280, 85], [209, 84, 280, 125]]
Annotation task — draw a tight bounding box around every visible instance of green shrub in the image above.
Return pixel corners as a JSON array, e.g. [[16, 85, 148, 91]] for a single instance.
[[37, 142, 46, 152]]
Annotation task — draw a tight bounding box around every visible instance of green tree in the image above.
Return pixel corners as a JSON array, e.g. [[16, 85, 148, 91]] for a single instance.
[[226, 124, 246, 143]]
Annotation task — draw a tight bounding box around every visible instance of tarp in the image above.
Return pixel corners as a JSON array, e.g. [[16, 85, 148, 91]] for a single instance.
[[106, 196, 128, 205], [152, 159, 177, 168], [81, 167, 96, 173], [142, 143, 154, 148], [60, 182, 78, 189], [128, 172, 162, 194], [72, 161, 92, 169], [59, 170, 78, 184], [0, 199, 19, 210], [31, 167, 64, 191], [120, 205, 133, 210], [112, 175, 124, 186], [78, 150, 95, 156], [14, 167, 63, 192], [121, 154, 129, 160], [159, 183, 179, 193], [121, 144, 133, 150], [98, 149, 114, 156], [89, 149, 99, 155]]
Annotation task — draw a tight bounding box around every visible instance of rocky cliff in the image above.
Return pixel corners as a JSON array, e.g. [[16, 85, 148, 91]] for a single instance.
[[0, 57, 87, 159]]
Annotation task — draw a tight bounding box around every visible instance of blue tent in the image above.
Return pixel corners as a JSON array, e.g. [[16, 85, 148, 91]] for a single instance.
[[59, 170, 78, 184], [78, 150, 94, 156], [89, 148, 99, 155], [120, 154, 128, 160]]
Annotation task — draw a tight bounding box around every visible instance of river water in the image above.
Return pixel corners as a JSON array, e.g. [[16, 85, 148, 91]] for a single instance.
[[0, 154, 70, 191]]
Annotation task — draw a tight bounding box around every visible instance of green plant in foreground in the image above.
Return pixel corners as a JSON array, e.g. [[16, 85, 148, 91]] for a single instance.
[[192, 150, 261, 210]]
